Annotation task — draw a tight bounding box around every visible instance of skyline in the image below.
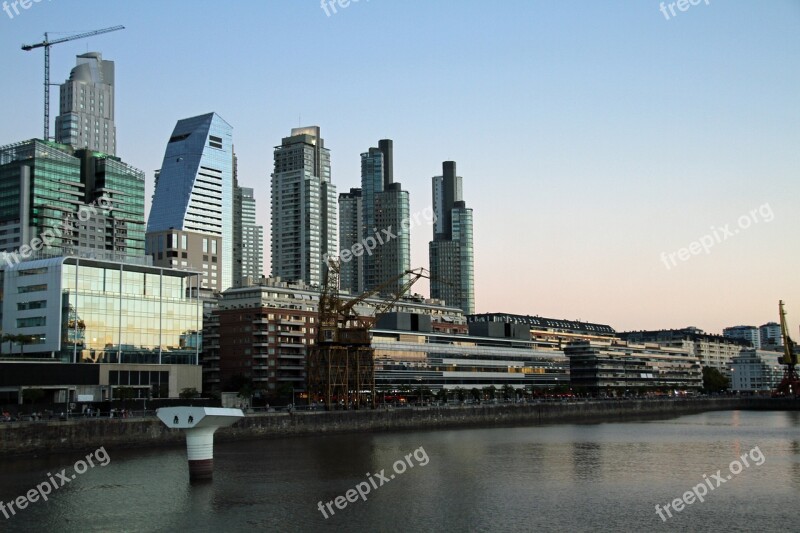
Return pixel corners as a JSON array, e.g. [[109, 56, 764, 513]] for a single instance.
[[1, 0, 798, 334]]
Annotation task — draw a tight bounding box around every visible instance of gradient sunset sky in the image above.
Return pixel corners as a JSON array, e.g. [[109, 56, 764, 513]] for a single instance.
[[1, 0, 798, 335]]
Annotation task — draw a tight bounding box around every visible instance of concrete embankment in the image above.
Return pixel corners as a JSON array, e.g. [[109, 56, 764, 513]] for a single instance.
[[1, 397, 796, 457]]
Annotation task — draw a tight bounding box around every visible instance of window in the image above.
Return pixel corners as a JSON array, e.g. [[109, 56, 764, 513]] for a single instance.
[[17, 301, 46, 311], [17, 317, 46, 328], [18, 284, 47, 294], [181, 235, 188, 250], [211, 240, 217, 255]]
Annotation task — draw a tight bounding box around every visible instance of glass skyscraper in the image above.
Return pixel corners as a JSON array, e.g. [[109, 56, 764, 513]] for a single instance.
[[338, 188, 364, 293], [430, 161, 475, 315], [147, 112, 234, 292], [271, 126, 337, 287]]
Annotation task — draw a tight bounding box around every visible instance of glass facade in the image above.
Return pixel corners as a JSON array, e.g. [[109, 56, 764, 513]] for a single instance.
[[61, 260, 201, 364]]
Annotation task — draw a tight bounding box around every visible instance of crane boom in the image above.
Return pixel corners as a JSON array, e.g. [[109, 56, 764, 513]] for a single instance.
[[21, 25, 125, 140]]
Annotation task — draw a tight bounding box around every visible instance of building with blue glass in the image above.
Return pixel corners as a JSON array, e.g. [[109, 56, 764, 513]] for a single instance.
[[146, 113, 234, 292]]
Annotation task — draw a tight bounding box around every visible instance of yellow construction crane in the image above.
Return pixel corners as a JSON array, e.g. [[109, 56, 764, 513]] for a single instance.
[[308, 259, 432, 409], [22, 25, 125, 140]]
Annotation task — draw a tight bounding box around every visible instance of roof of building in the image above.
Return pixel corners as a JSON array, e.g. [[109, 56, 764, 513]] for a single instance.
[[467, 312, 615, 335]]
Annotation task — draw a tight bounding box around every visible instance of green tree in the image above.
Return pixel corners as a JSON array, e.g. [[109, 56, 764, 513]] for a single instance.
[[454, 387, 465, 402], [501, 384, 515, 401], [702, 366, 729, 393], [482, 385, 497, 401], [470, 388, 481, 401], [179, 387, 200, 399]]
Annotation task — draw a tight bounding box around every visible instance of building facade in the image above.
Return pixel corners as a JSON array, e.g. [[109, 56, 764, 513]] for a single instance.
[[430, 161, 475, 315], [620, 328, 748, 376], [723, 325, 760, 349], [759, 322, 783, 348], [271, 126, 337, 287], [0, 257, 203, 403], [338, 188, 364, 294], [235, 186, 263, 285], [0, 139, 145, 262], [55, 52, 116, 155], [730, 349, 784, 393], [146, 112, 234, 292], [565, 339, 702, 394]]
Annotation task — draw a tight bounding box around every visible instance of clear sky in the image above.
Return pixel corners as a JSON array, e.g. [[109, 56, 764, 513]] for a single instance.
[[1, 0, 798, 335]]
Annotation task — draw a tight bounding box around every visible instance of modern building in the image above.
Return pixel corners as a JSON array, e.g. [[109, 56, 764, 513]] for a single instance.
[[620, 328, 749, 376], [565, 339, 702, 394], [357, 140, 410, 293], [723, 325, 760, 349], [271, 126, 337, 287], [55, 53, 116, 155], [238, 187, 263, 284], [338, 188, 364, 294], [759, 322, 783, 348], [430, 161, 475, 315], [469, 313, 616, 346], [146, 112, 234, 292], [730, 349, 784, 393], [202, 277, 466, 395], [0, 139, 145, 262], [0, 256, 203, 404]]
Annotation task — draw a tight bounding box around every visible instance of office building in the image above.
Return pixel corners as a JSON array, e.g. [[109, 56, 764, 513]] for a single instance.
[[55, 53, 116, 155], [271, 126, 337, 287], [430, 161, 475, 314], [146, 112, 234, 292], [0, 139, 145, 262], [469, 313, 616, 345], [0, 256, 202, 404], [723, 325, 760, 349], [338, 188, 364, 293]]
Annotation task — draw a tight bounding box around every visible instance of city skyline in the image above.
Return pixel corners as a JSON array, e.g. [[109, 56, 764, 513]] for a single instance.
[[1, 1, 798, 334]]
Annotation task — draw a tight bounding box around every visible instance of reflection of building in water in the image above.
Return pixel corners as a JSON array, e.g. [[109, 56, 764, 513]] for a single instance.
[[0, 256, 202, 404]]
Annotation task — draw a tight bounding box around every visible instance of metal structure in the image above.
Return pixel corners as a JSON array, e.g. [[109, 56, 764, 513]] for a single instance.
[[21, 25, 125, 141], [775, 300, 799, 396], [307, 259, 432, 409]]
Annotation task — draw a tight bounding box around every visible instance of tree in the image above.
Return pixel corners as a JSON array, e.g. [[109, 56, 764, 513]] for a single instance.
[[702, 366, 729, 393], [454, 387, 465, 402], [501, 384, 515, 401], [470, 388, 481, 402], [180, 387, 200, 399], [482, 385, 497, 401]]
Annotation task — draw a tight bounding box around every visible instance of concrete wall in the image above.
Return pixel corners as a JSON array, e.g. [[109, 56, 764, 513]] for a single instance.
[[0, 398, 796, 457]]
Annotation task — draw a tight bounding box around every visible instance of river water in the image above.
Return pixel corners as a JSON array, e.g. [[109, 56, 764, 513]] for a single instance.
[[0, 410, 797, 532]]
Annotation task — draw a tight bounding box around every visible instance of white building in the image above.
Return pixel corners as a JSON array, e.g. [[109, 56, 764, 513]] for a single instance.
[[730, 349, 784, 393]]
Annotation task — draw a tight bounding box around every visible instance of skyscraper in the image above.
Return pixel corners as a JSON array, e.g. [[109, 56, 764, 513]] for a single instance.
[[429, 161, 475, 315], [239, 187, 263, 282], [338, 188, 364, 293], [55, 53, 116, 155], [146, 112, 234, 292], [723, 325, 761, 349], [358, 139, 410, 293], [271, 126, 337, 287]]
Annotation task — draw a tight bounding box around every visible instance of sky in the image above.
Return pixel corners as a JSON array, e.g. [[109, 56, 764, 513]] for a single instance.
[[1, 0, 798, 335]]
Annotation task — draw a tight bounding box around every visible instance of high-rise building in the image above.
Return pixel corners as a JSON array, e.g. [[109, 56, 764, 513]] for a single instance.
[[239, 187, 263, 282], [55, 53, 116, 155], [338, 188, 364, 293], [759, 322, 783, 348], [429, 161, 475, 315], [0, 139, 145, 263], [356, 139, 409, 293], [723, 325, 761, 349], [146, 112, 234, 292], [271, 126, 337, 287]]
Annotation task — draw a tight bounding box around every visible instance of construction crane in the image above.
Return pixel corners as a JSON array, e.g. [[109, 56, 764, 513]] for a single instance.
[[21, 25, 125, 141], [308, 260, 433, 410], [775, 300, 799, 396]]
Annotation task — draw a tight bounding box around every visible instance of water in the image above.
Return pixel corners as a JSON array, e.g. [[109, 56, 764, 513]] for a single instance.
[[0, 410, 797, 532]]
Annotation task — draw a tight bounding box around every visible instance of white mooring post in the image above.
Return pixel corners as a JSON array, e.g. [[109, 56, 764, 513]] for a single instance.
[[156, 407, 244, 481]]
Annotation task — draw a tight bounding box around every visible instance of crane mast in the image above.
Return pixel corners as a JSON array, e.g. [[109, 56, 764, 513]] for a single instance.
[[21, 25, 125, 141], [775, 300, 799, 396]]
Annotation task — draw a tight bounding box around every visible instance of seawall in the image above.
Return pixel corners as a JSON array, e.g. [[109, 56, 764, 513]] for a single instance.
[[1, 397, 796, 457]]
